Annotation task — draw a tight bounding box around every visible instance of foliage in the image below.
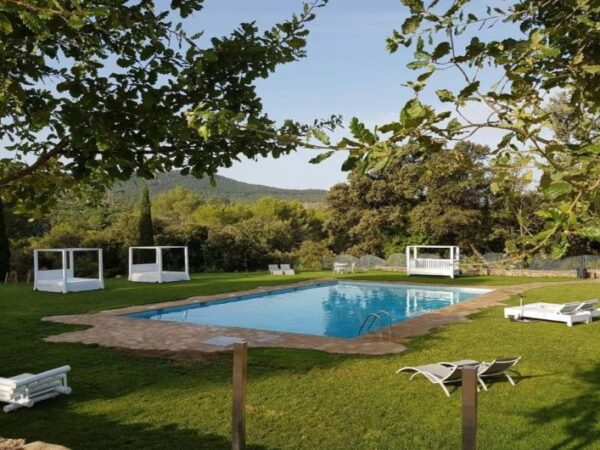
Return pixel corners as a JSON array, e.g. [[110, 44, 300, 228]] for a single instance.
[[137, 185, 154, 246], [0, 0, 331, 213], [8, 188, 328, 275], [311, 0, 600, 260], [294, 240, 333, 270], [152, 186, 203, 225], [325, 141, 495, 257], [0, 198, 10, 278]]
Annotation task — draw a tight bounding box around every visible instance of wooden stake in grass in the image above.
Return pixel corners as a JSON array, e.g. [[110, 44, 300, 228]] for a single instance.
[[232, 341, 247, 450], [462, 365, 478, 450]]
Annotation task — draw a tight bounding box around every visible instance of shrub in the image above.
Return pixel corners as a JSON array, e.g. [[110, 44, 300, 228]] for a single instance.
[[294, 240, 333, 271]]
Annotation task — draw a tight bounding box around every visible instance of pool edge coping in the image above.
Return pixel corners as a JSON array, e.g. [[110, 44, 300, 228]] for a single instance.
[[41, 278, 599, 356]]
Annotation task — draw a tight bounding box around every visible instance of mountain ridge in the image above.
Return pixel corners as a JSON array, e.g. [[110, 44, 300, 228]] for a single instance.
[[112, 172, 328, 203]]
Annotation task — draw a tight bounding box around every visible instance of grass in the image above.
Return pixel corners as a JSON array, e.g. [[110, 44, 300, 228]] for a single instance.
[[0, 271, 598, 449]]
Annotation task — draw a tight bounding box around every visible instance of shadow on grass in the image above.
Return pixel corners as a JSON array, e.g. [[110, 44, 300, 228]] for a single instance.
[[526, 362, 600, 449], [2, 407, 271, 450]]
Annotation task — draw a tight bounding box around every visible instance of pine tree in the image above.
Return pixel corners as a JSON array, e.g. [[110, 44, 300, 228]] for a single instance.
[[138, 185, 154, 246], [0, 199, 11, 281]]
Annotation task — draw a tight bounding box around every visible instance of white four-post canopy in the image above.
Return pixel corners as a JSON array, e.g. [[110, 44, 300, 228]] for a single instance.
[[405, 245, 460, 278], [128, 246, 190, 283], [33, 248, 104, 293]]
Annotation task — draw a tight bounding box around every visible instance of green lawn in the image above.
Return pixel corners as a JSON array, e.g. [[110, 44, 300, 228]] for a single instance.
[[1, 272, 598, 449]]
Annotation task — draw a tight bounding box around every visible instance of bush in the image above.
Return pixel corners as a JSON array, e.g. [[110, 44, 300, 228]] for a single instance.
[[294, 240, 333, 271]]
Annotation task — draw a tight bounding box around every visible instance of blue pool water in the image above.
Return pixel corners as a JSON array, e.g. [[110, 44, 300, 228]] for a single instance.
[[130, 282, 491, 339]]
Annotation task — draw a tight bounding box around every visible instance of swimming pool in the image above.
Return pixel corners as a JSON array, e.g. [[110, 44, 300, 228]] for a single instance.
[[129, 281, 492, 339]]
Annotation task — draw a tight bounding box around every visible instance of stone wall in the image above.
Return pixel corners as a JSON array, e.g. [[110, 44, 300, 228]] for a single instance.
[[376, 265, 600, 279], [487, 268, 577, 278]]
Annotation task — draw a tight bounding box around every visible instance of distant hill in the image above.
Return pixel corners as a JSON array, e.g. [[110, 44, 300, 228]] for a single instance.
[[112, 172, 327, 203]]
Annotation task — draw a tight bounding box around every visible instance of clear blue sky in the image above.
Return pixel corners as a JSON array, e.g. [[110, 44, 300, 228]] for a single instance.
[[200, 0, 408, 189], [197, 0, 516, 189]]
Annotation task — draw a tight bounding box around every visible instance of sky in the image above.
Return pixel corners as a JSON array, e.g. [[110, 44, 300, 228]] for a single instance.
[[199, 0, 407, 189], [194, 0, 518, 189]]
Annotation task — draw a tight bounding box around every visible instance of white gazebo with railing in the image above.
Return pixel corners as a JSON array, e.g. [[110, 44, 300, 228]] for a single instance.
[[33, 248, 104, 293], [405, 245, 460, 278], [128, 246, 190, 283]]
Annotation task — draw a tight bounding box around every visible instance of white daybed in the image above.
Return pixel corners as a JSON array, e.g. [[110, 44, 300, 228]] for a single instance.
[[128, 246, 190, 283], [406, 245, 460, 278], [504, 300, 599, 327], [268, 264, 283, 275], [0, 365, 72, 413], [280, 264, 295, 275], [34, 248, 104, 293]]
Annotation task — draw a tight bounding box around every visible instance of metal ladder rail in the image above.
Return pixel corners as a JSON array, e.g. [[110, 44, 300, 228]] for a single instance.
[[358, 312, 381, 336], [375, 310, 393, 340], [358, 311, 393, 340]]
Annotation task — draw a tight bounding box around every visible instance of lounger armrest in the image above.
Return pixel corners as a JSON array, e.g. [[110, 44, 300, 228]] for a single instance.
[[438, 362, 459, 368], [10, 366, 71, 388]]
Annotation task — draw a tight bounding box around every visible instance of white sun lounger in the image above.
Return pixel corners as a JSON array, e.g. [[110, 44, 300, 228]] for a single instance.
[[280, 264, 295, 275], [0, 366, 72, 413], [268, 264, 283, 275], [396, 360, 476, 397], [504, 300, 598, 327]]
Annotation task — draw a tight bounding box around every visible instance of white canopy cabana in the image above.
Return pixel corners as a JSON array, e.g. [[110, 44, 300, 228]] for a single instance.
[[128, 246, 190, 283], [405, 245, 460, 278], [33, 248, 104, 293]]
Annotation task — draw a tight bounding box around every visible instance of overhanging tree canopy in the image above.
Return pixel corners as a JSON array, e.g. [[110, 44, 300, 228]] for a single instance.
[[0, 0, 333, 214]]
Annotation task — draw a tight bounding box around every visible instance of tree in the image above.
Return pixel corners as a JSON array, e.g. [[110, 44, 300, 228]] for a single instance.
[[407, 141, 493, 250], [325, 141, 492, 256], [311, 0, 600, 260], [137, 186, 154, 246], [153, 187, 203, 225], [0, 0, 333, 213], [0, 199, 10, 279]]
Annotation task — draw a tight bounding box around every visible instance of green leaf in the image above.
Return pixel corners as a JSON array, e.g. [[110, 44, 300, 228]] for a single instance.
[[447, 118, 461, 130], [549, 236, 569, 259], [341, 156, 359, 171], [400, 99, 429, 129], [457, 81, 480, 100], [431, 42, 450, 60], [544, 181, 572, 199], [435, 89, 455, 102], [309, 151, 334, 164], [401, 16, 422, 34], [578, 226, 600, 241], [311, 129, 330, 146], [0, 13, 13, 34], [581, 65, 600, 74], [349, 118, 377, 144], [68, 15, 86, 29], [406, 60, 430, 70]]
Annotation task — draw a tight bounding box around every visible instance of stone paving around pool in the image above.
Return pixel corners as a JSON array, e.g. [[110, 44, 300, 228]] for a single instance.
[[42, 278, 598, 355]]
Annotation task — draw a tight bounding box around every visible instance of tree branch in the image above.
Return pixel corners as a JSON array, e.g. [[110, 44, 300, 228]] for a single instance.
[[0, 140, 68, 188]]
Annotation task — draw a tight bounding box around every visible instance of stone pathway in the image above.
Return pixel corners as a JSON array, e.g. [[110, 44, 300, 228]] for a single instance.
[[43, 278, 599, 356]]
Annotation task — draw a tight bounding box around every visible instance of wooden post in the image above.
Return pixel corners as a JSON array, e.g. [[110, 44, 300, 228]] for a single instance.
[[232, 342, 247, 450], [462, 366, 478, 450]]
